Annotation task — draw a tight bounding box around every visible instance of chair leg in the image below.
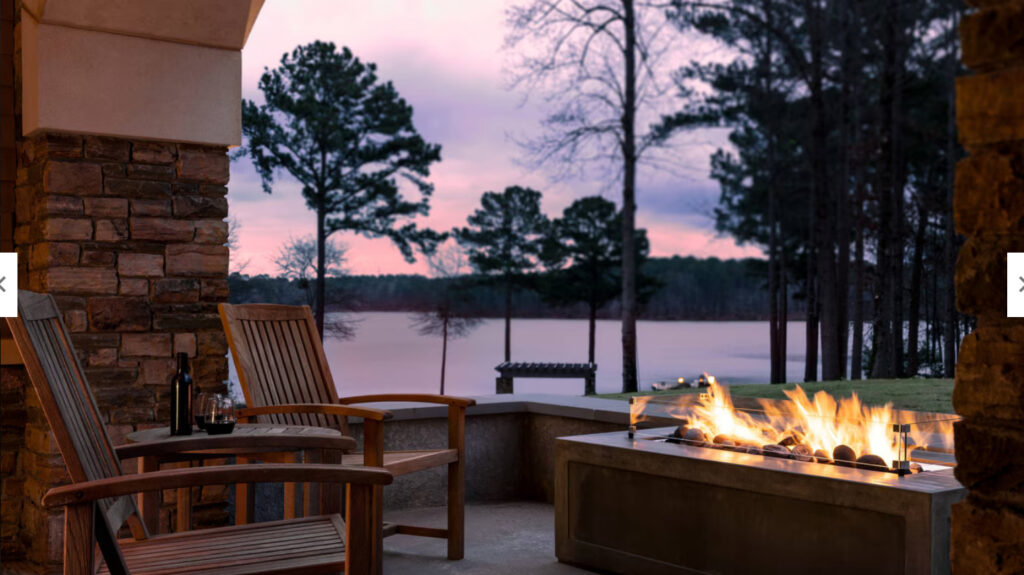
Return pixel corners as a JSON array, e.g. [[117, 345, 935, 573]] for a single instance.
[[236, 455, 255, 525], [64, 502, 95, 575], [345, 484, 375, 575], [447, 458, 465, 559], [138, 455, 160, 533], [283, 452, 298, 520], [447, 406, 466, 560], [176, 461, 193, 531]]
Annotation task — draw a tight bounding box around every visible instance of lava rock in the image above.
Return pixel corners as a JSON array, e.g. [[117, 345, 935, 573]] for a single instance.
[[813, 449, 833, 464], [833, 445, 857, 467], [791, 444, 814, 462], [855, 454, 889, 471]]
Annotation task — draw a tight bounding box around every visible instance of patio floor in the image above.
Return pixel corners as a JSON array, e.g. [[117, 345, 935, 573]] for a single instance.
[[383, 501, 590, 574]]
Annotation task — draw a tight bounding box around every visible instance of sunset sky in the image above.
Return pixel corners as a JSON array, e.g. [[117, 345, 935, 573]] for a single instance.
[[230, 0, 763, 276]]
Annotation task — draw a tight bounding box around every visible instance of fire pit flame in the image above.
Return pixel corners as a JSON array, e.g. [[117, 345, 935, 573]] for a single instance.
[[633, 382, 955, 472]]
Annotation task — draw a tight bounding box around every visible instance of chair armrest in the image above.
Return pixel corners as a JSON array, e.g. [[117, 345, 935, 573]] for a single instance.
[[237, 403, 393, 422], [338, 394, 476, 408], [42, 463, 392, 508], [114, 433, 357, 461]]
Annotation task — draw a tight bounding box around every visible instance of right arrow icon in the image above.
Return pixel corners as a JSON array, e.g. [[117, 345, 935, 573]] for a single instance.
[[1011, 254, 1024, 318]]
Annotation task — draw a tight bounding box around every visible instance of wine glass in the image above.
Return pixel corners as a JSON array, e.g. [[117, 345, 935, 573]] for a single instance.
[[205, 394, 236, 435], [194, 392, 214, 430]]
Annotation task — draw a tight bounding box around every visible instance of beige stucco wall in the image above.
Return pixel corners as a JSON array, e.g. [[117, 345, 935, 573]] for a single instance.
[[19, 0, 261, 147]]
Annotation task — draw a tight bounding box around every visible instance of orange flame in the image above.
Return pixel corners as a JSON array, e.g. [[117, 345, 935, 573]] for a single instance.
[[639, 382, 953, 466]]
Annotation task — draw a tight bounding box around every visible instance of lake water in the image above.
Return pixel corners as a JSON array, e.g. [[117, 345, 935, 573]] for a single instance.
[[243, 312, 813, 397]]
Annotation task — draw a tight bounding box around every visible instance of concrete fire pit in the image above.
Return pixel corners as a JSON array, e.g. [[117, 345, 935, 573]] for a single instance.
[[555, 430, 965, 575]]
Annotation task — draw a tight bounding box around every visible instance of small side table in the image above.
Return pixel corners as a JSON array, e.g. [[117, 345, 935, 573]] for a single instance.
[[126, 423, 346, 534]]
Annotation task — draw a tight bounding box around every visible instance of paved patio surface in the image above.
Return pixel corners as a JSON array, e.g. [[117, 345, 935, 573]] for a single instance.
[[383, 501, 590, 574]]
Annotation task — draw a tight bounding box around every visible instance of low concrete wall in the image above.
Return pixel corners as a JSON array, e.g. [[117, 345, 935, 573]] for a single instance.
[[346, 395, 631, 509], [247, 395, 631, 518]]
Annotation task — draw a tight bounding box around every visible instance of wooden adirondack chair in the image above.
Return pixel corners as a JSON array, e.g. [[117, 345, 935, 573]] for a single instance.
[[7, 291, 393, 575], [219, 303, 475, 561]]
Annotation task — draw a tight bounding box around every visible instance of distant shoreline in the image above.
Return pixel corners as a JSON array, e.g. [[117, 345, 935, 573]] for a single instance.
[[324, 308, 810, 322]]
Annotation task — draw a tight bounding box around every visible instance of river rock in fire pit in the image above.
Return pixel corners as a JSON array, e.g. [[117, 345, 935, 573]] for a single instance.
[[779, 432, 805, 447], [667, 426, 688, 444], [791, 444, 814, 462], [855, 454, 889, 472], [683, 428, 708, 446], [712, 434, 737, 450], [737, 445, 762, 455], [833, 445, 857, 467], [813, 449, 833, 464], [762, 444, 791, 459]]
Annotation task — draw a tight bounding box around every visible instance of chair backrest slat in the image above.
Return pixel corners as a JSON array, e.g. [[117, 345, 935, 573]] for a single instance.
[[219, 304, 346, 433], [8, 291, 141, 572]]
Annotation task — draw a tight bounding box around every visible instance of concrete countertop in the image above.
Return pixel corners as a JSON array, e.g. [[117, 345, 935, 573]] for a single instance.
[[350, 394, 632, 425]]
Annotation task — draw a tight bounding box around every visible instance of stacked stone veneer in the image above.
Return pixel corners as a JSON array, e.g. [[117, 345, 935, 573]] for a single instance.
[[951, 1, 1024, 573], [9, 132, 231, 571]]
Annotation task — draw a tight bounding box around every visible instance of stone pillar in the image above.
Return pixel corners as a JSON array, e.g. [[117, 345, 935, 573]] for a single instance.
[[15, 133, 232, 539], [951, 1, 1024, 573], [0, 1, 263, 572]]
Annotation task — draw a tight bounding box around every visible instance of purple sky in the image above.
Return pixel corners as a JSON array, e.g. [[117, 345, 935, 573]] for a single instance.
[[231, 0, 763, 276]]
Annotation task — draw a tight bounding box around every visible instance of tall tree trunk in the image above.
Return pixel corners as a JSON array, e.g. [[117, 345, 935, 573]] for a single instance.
[[891, 0, 907, 378], [804, 0, 827, 383], [315, 201, 327, 338], [942, 8, 958, 378], [871, 0, 898, 378], [769, 208, 780, 383], [804, 269, 818, 382], [764, 0, 781, 384], [620, 0, 639, 393], [588, 301, 597, 364], [779, 241, 788, 382], [851, 178, 866, 380], [504, 276, 512, 362], [847, 0, 864, 381], [440, 316, 448, 394], [835, 0, 854, 380], [907, 202, 927, 376], [931, 248, 939, 362]]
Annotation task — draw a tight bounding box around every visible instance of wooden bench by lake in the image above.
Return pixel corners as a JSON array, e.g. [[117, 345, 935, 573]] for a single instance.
[[495, 362, 598, 395]]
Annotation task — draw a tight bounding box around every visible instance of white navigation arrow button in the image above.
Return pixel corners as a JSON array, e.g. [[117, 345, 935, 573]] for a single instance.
[[0, 253, 16, 318], [1010, 253, 1024, 318]]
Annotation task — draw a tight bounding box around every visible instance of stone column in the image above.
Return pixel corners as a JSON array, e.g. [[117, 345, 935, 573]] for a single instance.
[[1, 1, 263, 572], [952, 1, 1024, 573]]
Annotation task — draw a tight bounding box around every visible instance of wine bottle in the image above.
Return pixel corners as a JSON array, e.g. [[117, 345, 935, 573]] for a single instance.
[[170, 352, 193, 436]]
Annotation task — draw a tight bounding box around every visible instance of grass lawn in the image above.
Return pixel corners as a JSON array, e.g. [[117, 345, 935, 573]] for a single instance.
[[598, 378, 954, 413]]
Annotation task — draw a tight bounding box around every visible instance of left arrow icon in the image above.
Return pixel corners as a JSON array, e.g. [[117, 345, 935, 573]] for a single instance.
[[0, 253, 16, 317]]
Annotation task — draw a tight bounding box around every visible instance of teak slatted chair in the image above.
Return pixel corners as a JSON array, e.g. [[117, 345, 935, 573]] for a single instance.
[[8, 291, 392, 575], [219, 303, 475, 562]]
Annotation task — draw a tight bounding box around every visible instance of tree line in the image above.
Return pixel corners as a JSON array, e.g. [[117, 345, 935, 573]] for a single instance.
[[229, 255, 789, 321]]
